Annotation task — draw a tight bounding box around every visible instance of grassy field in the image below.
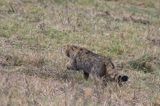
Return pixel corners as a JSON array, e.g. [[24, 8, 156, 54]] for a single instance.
[[0, 0, 160, 105]]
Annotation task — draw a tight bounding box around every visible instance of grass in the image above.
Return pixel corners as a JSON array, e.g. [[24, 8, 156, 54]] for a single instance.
[[128, 54, 156, 73], [0, 0, 160, 105]]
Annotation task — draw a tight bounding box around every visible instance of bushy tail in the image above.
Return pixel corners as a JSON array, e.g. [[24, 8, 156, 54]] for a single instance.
[[117, 75, 128, 82]]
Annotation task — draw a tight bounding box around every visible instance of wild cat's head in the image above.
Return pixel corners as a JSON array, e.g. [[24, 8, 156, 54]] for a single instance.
[[63, 45, 80, 58]]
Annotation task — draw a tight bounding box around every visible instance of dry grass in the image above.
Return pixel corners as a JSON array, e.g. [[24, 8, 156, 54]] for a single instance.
[[0, 0, 160, 105]]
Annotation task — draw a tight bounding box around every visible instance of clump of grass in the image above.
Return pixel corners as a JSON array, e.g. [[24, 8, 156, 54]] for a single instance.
[[46, 28, 69, 40], [0, 0, 6, 6], [25, 6, 45, 22], [108, 40, 124, 56], [24, 52, 46, 68], [77, 0, 95, 6], [54, 0, 67, 5], [4, 54, 24, 66], [107, 34, 125, 56], [54, 0, 95, 6], [3, 52, 46, 68], [128, 54, 156, 73], [0, 20, 19, 38]]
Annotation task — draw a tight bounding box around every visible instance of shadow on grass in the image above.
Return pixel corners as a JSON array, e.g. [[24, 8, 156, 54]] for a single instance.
[[128, 54, 158, 73]]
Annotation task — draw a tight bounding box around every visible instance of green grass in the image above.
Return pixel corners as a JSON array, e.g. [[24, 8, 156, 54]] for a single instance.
[[128, 54, 155, 73]]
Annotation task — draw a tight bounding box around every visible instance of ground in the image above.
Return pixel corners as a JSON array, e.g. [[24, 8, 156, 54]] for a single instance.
[[0, 0, 160, 106]]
